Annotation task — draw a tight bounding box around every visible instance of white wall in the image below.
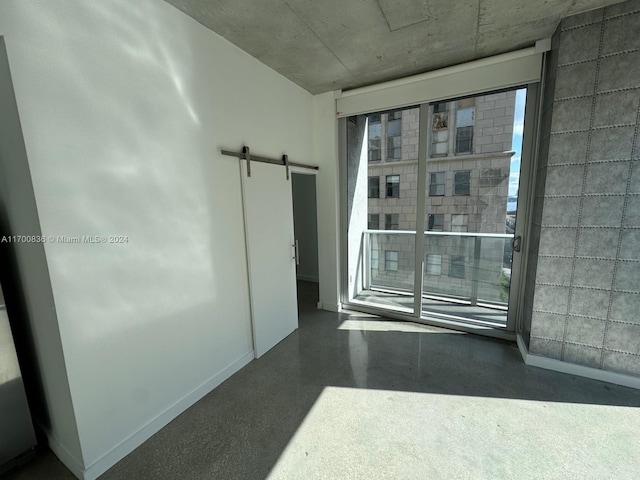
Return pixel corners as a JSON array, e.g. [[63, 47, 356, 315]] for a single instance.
[[313, 92, 341, 311], [291, 173, 319, 282], [0, 1, 313, 478]]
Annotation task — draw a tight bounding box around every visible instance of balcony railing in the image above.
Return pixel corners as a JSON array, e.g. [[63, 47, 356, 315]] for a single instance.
[[362, 230, 514, 309]]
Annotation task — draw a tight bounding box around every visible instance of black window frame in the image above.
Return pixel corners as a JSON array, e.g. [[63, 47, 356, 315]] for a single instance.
[[427, 213, 444, 232], [455, 125, 473, 155], [386, 175, 400, 198], [368, 176, 380, 198], [429, 172, 445, 196], [386, 110, 402, 160], [453, 171, 471, 196], [368, 213, 379, 230], [433, 102, 449, 113]]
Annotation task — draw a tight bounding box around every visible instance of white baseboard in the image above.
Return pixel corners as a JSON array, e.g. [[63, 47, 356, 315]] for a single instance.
[[296, 274, 319, 283], [316, 302, 341, 312], [516, 333, 529, 359], [516, 334, 640, 390], [80, 350, 254, 480], [38, 426, 84, 480]]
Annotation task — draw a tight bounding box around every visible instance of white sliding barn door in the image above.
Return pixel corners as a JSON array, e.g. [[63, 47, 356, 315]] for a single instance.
[[240, 160, 298, 358]]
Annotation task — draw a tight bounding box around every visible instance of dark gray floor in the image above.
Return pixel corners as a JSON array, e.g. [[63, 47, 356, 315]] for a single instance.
[[4, 281, 640, 479]]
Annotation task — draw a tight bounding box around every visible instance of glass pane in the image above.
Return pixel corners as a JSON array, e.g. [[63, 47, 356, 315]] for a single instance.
[[385, 213, 399, 230], [455, 126, 473, 154], [386, 175, 400, 197], [456, 107, 475, 127], [388, 119, 402, 137], [368, 176, 379, 198], [346, 108, 419, 313], [368, 120, 381, 162], [422, 88, 527, 327]]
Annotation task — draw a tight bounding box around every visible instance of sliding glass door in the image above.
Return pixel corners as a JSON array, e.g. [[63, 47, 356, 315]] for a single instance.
[[343, 86, 532, 333], [419, 89, 527, 328]]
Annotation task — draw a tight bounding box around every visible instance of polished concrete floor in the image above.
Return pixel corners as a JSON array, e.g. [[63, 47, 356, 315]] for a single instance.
[[4, 281, 640, 479]]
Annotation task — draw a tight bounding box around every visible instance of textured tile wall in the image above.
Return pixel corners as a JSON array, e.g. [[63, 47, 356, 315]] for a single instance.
[[527, 0, 640, 377]]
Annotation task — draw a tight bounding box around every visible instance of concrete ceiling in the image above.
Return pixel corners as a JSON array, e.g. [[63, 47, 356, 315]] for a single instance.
[[164, 0, 623, 94]]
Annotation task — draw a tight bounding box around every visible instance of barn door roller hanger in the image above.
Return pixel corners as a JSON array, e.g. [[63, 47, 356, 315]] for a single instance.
[[221, 146, 319, 179]]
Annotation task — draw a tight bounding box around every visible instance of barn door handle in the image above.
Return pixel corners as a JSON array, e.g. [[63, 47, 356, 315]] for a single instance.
[[293, 240, 300, 265]]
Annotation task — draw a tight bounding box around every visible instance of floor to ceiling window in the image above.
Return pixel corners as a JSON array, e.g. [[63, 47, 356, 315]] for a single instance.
[[344, 87, 530, 332]]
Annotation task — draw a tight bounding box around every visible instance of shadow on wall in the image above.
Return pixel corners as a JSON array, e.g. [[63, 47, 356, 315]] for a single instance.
[[12, 0, 252, 343], [0, 0, 268, 468], [346, 115, 368, 225], [0, 229, 48, 437]]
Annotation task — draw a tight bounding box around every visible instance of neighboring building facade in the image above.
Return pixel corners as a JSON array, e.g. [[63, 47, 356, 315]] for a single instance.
[[367, 91, 516, 233], [364, 92, 517, 303]]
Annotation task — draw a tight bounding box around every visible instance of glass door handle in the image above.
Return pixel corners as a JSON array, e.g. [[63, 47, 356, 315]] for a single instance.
[[512, 235, 522, 253]]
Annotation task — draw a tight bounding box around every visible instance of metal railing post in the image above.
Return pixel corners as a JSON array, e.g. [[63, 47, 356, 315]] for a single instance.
[[470, 236, 481, 306], [363, 231, 370, 290]]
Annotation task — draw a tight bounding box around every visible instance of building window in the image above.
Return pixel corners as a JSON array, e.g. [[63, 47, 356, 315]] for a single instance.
[[385, 213, 399, 230], [431, 102, 449, 157], [426, 254, 442, 276], [368, 176, 380, 198], [456, 126, 473, 154], [429, 172, 445, 196], [455, 103, 474, 155], [458, 98, 475, 109], [387, 111, 402, 160], [453, 171, 470, 196], [368, 214, 379, 230], [368, 113, 381, 162], [386, 175, 400, 198], [451, 214, 468, 232], [428, 214, 444, 232], [385, 251, 398, 271], [371, 248, 379, 270], [434, 102, 448, 113], [449, 255, 466, 279]]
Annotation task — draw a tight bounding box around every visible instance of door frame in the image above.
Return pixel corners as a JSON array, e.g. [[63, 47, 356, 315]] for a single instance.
[[507, 83, 540, 332], [290, 169, 320, 285]]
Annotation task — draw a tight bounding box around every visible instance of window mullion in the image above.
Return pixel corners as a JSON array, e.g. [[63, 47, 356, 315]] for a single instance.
[[412, 104, 429, 317]]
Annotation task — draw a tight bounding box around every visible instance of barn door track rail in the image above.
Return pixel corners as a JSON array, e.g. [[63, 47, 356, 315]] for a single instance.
[[221, 146, 319, 179]]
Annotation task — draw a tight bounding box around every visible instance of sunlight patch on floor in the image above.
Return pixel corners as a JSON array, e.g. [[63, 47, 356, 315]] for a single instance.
[[267, 386, 640, 480], [338, 317, 462, 334]]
